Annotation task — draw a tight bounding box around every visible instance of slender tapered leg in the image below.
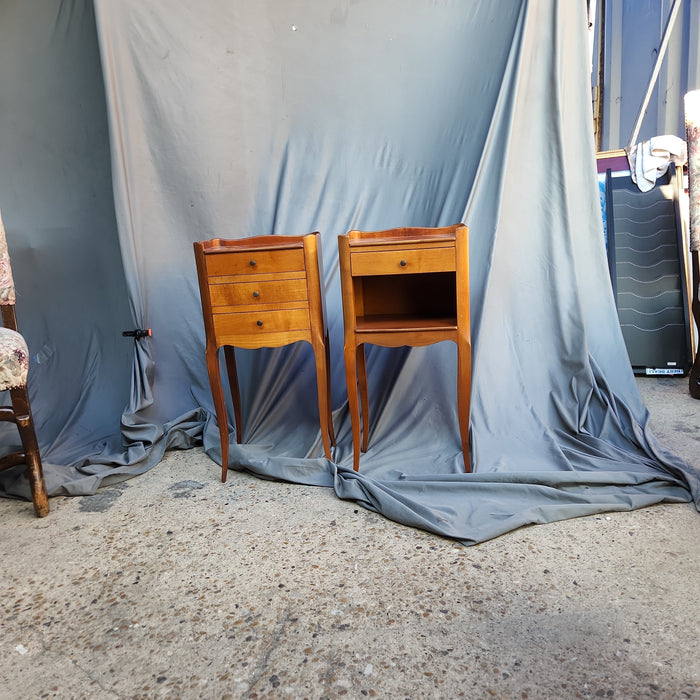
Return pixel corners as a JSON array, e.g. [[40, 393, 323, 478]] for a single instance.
[[223, 345, 242, 444], [344, 342, 362, 471], [206, 346, 230, 482], [12, 388, 48, 517], [311, 338, 333, 459], [324, 331, 336, 447], [356, 343, 369, 453], [456, 337, 472, 472]]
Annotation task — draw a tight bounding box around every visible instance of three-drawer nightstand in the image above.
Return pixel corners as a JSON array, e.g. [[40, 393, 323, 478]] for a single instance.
[[338, 225, 471, 471], [193, 233, 335, 481]]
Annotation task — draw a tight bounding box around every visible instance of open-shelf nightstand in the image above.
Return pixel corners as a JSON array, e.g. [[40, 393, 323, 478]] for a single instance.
[[338, 224, 471, 471]]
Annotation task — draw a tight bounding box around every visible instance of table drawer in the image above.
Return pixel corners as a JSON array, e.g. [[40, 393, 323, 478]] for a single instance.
[[206, 248, 305, 277], [213, 308, 310, 338], [210, 278, 308, 309], [351, 246, 455, 276]]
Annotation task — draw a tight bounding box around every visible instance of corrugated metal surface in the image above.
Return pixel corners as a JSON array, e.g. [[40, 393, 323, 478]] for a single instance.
[[595, 0, 700, 151]]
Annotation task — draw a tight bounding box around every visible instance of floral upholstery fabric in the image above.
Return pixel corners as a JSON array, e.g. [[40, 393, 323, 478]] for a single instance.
[[0, 327, 28, 390], [686, 91, 700, 252], [0, 209, 28, 389], [0, 210, 16, 305]]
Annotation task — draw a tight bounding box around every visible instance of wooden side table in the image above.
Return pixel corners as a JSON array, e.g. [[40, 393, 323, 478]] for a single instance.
[[338, 225, 471, 472], [193, 233, 335, 481]]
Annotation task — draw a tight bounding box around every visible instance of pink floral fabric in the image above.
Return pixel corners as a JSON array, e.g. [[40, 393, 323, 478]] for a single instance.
[[0, 210, 16, 305], [687, 120, 700, 252], [0, 327, 29, 390], [0, 208, 27, 388]]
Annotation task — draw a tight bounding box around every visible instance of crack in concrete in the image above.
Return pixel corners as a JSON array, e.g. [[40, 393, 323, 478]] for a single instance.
[[243, 609, 294, 696], [38, 633, 127, 699]]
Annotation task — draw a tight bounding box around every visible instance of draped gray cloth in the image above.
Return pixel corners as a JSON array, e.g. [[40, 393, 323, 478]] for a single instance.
[[1, 0, 698, 544]]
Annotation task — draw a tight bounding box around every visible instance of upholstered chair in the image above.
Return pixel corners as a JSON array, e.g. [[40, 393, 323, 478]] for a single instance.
[[0, 210, 49, 516]]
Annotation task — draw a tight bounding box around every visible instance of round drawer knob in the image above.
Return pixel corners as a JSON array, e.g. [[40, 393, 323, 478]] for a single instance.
[[399, 259, 407, 267], [253, 290, 260, 298], [257, 320, 263, 327], [249, 259, 256, 267]]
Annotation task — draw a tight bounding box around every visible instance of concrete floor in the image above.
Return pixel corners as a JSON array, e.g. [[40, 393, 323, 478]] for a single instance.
[[1, 377, 698, 699]]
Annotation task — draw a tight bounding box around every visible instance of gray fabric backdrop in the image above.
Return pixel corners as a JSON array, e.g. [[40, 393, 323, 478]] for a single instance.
[[1, 0, 698, 544]]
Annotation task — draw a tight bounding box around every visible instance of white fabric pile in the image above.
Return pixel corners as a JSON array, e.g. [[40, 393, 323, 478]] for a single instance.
[[627, 134, 687, 192]]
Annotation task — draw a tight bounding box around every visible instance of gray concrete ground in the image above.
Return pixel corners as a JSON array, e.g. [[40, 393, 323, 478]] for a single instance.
[[1, 377, 699, 700]]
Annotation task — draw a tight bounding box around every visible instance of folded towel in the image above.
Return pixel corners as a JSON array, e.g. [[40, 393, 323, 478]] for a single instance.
[[627, 134, 687, 192]]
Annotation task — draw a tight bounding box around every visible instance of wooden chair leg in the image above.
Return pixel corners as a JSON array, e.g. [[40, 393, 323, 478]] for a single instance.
[[205, 346, 230, 482], [10, 387, 48, 517], [325, 331, 336, 447], [223, 345, 242, 443], [24, 441, 49, 517], [689, 251, 700, 399], [357, 343, 369, 453], [344, 343, 362, 471]]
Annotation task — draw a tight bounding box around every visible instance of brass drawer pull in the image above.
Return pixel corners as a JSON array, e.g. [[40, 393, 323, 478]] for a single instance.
[[400, 259, 407, 267]]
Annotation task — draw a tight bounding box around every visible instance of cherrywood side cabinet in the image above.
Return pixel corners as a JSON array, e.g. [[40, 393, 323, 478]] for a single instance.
[[193, 233, 335, 481], [338, 225, 471, 472]]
